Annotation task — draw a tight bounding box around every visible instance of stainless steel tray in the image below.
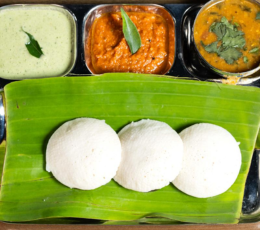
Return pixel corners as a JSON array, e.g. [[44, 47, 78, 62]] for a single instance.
[[0, 3, 259, 225]]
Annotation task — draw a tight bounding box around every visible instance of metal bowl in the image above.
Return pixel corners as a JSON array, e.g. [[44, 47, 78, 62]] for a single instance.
[[83, 4, 176, 75], [0, 4, 78, 80], [192, 0, 260, 78]]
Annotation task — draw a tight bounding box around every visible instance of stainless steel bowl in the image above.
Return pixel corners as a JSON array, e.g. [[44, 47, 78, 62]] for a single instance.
[[83, 4, 176, 75], [193, 0, 260, 78], [0, 4, 78, 80]]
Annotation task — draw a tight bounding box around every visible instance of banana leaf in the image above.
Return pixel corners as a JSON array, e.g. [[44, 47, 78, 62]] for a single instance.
[[0, 141, 6, 184], [0, 73, 260, 224], [255, 129, 260, 149]]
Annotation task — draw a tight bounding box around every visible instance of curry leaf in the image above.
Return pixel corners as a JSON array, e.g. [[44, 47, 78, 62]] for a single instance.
[[256, 12, 260, 20], [243, 56, 248, 63], [249, 47, 259, 53], [120, 8, 141, 54], [22, 29, 43, 58]]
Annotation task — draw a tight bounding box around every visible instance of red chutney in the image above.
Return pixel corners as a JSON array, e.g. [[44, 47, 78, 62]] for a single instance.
[[87, 12, 174, 74]]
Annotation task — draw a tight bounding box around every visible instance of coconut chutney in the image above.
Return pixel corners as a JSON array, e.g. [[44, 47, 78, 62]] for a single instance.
[[0, 5, 76, 79]]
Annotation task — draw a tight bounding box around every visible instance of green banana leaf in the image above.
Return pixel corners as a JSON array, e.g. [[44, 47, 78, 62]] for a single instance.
[[1, 73, 260, 224], [255, 128, 260, 149], [0, 141, 6, 184]]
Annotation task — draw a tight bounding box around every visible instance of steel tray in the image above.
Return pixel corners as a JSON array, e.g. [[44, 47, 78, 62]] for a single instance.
[[0, 2, 259, 225]]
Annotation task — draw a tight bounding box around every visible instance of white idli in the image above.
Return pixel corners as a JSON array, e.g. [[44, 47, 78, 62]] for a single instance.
[[114, 119, 183, 192], [172, 123, 241, 198], [46, 118, 121, 190]]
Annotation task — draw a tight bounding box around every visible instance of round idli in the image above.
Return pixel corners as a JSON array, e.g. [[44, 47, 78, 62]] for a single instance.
[[172, 123, 241, 198], [114, 119, 183, 192], [46, 118, 121, 190]]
